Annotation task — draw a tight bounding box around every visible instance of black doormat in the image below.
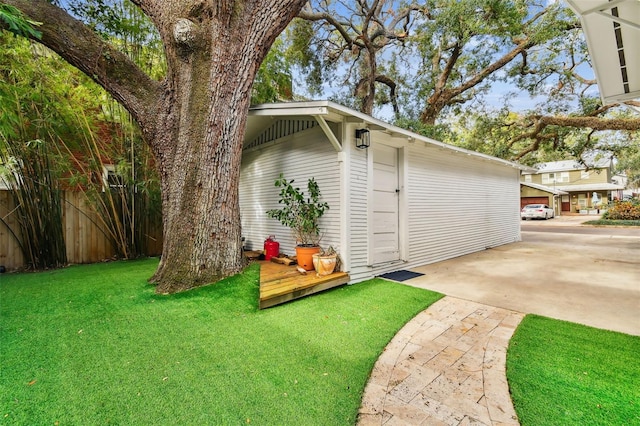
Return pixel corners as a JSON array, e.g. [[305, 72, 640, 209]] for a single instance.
[[378, 270, 424, 282]]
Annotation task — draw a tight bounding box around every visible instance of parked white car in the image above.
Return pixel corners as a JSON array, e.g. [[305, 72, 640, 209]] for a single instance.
[[521, 204, 555, 220]]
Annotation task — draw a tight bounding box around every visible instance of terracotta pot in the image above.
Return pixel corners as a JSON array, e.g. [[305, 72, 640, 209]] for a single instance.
[[312, 253, 337, 276], [296, 245, 320, 271]]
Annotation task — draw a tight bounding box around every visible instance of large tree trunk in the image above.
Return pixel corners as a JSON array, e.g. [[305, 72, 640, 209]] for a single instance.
[[146, 4, 305, 294], [150, 96, 249, 294], [149, 30, 252, 293], [151, 114, 247, 293], [4, 0, 307, 294]]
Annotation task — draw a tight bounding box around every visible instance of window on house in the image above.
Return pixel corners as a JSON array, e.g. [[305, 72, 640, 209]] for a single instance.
[[581, 170, 590, 180], [524, 174, 532, 183], [542, 172, 569, 184], [103, 165, 124, 190]]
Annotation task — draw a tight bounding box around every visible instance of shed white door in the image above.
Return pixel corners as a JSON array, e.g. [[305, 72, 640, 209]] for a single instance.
[[372, 144, 400, 264]]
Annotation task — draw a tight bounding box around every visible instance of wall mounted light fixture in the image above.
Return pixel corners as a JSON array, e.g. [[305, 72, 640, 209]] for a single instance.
[[355, 128, 370, 149]]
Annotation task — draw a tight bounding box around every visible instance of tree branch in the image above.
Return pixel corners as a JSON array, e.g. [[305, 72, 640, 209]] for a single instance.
[[535, 115, 640, 131], [508, 114, 640, 160], [450, 39, 532, 100], [420, 13, 581, 124], [375, 74, 399, 116], [298, 6, 360, 49]]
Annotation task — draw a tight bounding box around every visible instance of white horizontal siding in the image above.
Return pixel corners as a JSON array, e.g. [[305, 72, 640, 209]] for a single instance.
[[348, 141, 521, 282], [404, 145, 520, 269], [346, 142, 370, 281], [245, 119, 317, 150], [240, 127, 342, 257]]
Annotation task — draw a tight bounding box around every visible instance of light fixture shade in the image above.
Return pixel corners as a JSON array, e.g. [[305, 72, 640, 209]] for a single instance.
[[355, 128, 370, 149]]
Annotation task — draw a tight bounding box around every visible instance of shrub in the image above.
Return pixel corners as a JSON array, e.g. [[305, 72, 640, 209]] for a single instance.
[[603, 200, 640, 220], [266, 174, 329, 246]]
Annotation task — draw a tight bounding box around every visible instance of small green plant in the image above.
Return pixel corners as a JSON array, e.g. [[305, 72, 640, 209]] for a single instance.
[[266, 173, 329, 246]]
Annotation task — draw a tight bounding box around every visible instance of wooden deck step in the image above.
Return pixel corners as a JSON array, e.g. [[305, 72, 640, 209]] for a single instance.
[[259, 261, 350, 309]]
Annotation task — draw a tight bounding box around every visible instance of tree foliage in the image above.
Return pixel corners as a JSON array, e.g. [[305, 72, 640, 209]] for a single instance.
[[297, 1, 424, 115], [0, 33, 161, 264], [252, 37, 294, 104], [0, 36, 69, 269], [296, 0, 639, 168], [0, 3, 41, 37]]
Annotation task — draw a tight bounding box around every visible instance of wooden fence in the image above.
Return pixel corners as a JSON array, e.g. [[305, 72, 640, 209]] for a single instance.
[[0, 190, 162, 271]]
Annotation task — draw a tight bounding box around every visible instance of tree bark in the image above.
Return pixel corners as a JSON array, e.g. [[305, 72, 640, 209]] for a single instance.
[[149, 13, 254, 293], [4, 0, 307, 293]]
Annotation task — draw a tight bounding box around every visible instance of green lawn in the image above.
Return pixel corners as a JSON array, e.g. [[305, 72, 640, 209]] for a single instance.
[[0, 259, 442, 424], [4, 261, 638, 425], [507, 315, 640, 426]]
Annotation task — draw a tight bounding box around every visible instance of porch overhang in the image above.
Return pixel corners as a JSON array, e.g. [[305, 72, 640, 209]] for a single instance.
[[555, 183, 625, 192]]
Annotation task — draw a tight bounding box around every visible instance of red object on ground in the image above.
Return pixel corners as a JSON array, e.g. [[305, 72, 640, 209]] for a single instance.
[[264, 236, 279, 261]]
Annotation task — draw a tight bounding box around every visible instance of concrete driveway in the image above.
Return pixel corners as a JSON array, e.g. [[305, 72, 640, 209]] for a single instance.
[[404, 217, 640, 336]]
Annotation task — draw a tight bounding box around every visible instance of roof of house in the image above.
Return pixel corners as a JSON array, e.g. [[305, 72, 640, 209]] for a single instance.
[[520, 182, 568, 195], [555, 182, 625, 192], [246, 101, 535, 172], [523, 158, 613, 174], [566, 0, 640, 105]]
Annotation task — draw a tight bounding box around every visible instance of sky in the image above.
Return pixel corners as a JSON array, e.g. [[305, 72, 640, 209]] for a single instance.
[[292, 0, 603, 123]]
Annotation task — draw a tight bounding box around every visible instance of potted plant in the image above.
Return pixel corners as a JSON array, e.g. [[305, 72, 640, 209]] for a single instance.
[[266, 174, 329, 271], [312, 246, 338, 276]]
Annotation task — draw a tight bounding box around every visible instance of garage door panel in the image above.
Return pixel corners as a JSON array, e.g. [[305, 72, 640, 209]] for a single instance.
[[521, 197, 549, 208]]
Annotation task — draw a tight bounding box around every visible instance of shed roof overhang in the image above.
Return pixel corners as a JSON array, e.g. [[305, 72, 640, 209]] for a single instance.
[[566, 0, 640, 105], [247, 101, 535, 172]]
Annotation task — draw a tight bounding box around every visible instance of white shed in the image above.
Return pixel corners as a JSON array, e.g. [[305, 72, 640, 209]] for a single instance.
[[240, 101, 528, 283]]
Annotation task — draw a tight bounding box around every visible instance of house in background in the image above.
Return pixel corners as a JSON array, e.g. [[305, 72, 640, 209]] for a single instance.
[[239, 101, 532, 283], [521, 159, 624, 214], [612, 173, 639, 200], [520, 182, 567, 216]]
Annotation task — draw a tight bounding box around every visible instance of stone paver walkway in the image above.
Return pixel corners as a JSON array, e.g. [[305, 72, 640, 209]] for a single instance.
[[357, 296, 525, 425]]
